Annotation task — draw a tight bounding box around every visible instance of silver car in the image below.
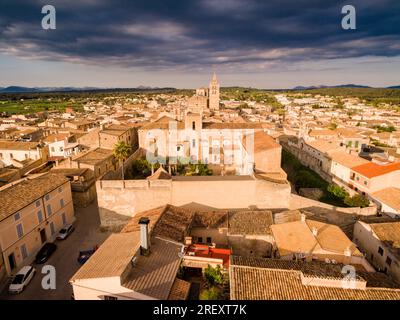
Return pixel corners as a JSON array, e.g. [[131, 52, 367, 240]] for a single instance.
[[57, 224, 75, 240]]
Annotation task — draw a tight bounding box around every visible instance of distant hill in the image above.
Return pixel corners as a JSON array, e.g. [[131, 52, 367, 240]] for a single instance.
[[293, 84, 371, 90], [0, 86, 176, 93], [387, 85, 400, 89], [0, 86, 98, 93]]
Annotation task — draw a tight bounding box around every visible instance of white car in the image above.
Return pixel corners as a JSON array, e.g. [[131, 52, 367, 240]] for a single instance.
[[57, 224, 75, 240], [9, 266, 36, 294]]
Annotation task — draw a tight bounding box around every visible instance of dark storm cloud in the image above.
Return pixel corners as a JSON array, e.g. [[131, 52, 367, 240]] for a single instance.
[[0, 0, 399, 71]]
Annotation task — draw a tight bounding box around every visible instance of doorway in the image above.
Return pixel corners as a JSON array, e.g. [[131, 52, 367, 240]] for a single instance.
[[8, 253, 16, 271], [40, 228, 47, 244]]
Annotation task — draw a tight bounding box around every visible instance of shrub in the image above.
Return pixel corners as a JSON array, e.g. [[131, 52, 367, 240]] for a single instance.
[[344, 194, 370, 208], [327, 184, 348, 199], [199, 287, 220, 300], [204, 265, 223, 286], [186, 162, 213, 176], [295, 170, 326, 189], [130, 159, 159, 178]]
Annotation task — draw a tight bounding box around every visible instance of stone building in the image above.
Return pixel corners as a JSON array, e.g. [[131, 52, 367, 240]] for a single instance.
[[51, 168, 97, 207], [0, 173, 75, 276], [188, 72, 220, 111]]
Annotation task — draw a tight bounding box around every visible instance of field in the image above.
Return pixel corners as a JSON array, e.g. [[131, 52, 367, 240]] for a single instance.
[[297, 87, 400, 107], [0, 99, 84, 115]]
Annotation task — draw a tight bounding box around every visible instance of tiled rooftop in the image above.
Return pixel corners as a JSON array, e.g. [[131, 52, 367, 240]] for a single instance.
[[70, 232, 140, 281], [167, 278, 191, 300], [371, 188, 400, 211], [228, 210, 274, 235], [121, 205, 194, 243], [73, 148, 113, 165], [230, 266, 400, 300], [0, 140, 40, 150], [122, 237, 182, 299], [0, 173, 69, 222], [270, 219, 362, 257], [351, 162, 400, 178], [369, 222, 400, 259]]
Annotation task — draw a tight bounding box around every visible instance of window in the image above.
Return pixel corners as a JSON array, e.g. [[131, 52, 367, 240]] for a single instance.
[[192, 139, 196, 148], [206, 237, 212, 244], [378, 247, 384, 256], [37, 210, 44, 223], [355, 141, 359, 148], [36, 200, 41, 207], [60, 199, 65, 207], [50, 222, 55, 236], [104, 296, 118, 300], [192, 121, 196, 130], [371, 253, 374, 261], [197, 237, 203, 243], [16, 223, 24, 239], [386, 256, 392, 267], [10, 153, 13, 159], [58, 186, 63, 193], [47, 204, 52, 215], [20, 244, 28, 260], [364, 181, 368, 186], [14, 212, 21, 222], [25, 154, 28, 159], [51, 147, 55, 152], [62, 213, 67, 225], [45, 194, 50, 201]]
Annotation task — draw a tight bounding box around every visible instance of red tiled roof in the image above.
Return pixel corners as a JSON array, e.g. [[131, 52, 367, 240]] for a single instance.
[[351, 162, 400, 178]]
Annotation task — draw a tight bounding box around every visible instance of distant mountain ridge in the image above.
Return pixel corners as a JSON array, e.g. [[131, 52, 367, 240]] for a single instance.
[[0, 84, 399, 93], [0, 86, 175, 93], [292, 84, 372, 90]]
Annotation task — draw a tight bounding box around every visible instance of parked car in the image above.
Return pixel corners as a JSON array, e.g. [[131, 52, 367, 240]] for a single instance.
[[35, 242, 57, 264], [57, 224, 75, 240], [8, 266, 36, 294], [77, 245, 98, 265]]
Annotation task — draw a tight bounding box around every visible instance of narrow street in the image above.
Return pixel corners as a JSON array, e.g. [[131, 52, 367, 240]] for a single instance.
[[1, 202, 111, 300]]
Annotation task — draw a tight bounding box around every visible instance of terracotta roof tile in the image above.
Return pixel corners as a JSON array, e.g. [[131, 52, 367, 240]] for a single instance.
[[352, 162, 400, 178], [0, 173, 69, 222]]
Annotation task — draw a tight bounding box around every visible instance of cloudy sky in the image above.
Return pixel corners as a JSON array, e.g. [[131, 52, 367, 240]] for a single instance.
[[0, 0, 399, 89]]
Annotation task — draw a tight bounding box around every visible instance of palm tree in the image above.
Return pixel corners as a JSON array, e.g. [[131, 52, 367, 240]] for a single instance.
[[113, 141, 132, 180]]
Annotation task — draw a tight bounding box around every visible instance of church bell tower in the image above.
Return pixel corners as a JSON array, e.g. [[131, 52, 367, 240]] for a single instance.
[[208, 72, 220, 110]]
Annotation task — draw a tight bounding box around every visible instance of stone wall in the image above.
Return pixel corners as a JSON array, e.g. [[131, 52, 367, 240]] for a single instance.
[[289, 194, 377, 216], [72, 183, 97, 208], [96, 176, 291, 229]]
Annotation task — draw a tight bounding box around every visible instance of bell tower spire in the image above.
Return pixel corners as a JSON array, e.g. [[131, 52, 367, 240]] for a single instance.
[[209, 71, 220, 110]]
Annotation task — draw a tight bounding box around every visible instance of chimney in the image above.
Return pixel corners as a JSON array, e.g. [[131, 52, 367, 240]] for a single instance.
[[185, 237, 192, 246], [301, 214, 306, 222], [138, 217, 150, 256]]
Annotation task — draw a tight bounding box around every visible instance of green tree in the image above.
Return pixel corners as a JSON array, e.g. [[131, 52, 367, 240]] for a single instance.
[[186, 162, 213, 176], [295, 170, 326, 189], [130, 158, 159, 178], [113, 141, 132, 180], [327, 184, 348, 199], [344, 194, 370, 208], [204, 265, 223, 287]]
